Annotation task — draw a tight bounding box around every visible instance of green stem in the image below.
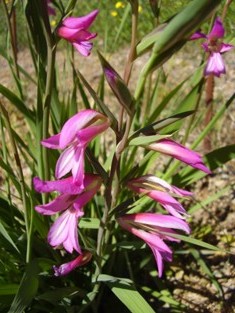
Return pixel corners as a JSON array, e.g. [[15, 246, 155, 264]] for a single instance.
[[42, 45, 56, 181], [39, 2, 56, 183], [93, 1, 139, 307]]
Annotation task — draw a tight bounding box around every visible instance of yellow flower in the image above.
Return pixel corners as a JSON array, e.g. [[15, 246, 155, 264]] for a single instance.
[[50, 20, 57, 27], [111, 10, 118, 17], [115, 1, 125, 9], [138, 5, 143, 13]]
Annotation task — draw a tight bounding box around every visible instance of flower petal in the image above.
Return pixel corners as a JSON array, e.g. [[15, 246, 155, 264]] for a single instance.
[[73, 176, 102, 211], [148, 191, 187, 218], [149, 244, 172, 277], [208, 17, 224, 40], [62, 10, 99, 29], [220, 43, 234, 53], [73, 41, 93, 56], [41, 133, 61, 149], [33, 173, 101, 195], [71, 146, 86, 186], [48, 209, 82, 253], [57, 28, 97, 42], [33, 176, 83, 194], [190, 31, 207, 40], [55, 145, 77, 179], [53, 251, 92, 276], [76, 119, 110, 144], [59, 109, 106, 148], [120, 213, 190, 234], [128, 175, 193, 197], [148, 139, 211, 174], [204, 52, 226, 77], [35, 194, 74, 215]]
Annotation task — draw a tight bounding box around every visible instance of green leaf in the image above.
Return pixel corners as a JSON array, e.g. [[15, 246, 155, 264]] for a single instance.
[[136, 23, 167, 56], [0, 221, 20, 253], [79, 218, 100, 229], [163, 233, 222, 252], [190, 249, 223, 296], [37, 287, 81, 304], [191, 92, 235, 150], [97, 275, 155, 313], [76, 70, 118, 132], [148, 79, 187, 124], [189, 186, 231, 214], [8, 259, 40, 313], [162, 80, 203, 134], [134, 111, 194, 137], [0, 158, 21, 193], [0, 285, 19, 296], [0, 84, 35, 124], [113, 4, 131, 49], [129, 134, 169, 146], [137, 0, 222, 56]]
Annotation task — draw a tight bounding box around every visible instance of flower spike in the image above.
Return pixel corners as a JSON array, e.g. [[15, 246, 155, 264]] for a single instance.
[[41, 109, 110, 186]]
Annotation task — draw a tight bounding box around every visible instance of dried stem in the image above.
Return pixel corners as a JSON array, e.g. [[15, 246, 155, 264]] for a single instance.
[[221, 0, 232, 22], [204, 74, 214, 151], [2, 1, 20, 80]]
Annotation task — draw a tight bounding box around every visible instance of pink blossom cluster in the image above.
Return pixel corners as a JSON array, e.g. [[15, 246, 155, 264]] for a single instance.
[[118, 140, 210, 277], [34, 109, 110, 275]]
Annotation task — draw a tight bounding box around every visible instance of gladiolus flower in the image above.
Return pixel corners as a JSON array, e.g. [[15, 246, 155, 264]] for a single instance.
[[146, 138, 211, 174], [53, 251, 92, 276], [128, 175, 193, 219], [191, 17, 234, 77], [41, 109, 110, 187], [118, 213, 190, 277], [57, 10, 99, 56], [34, 174, 102, 253]]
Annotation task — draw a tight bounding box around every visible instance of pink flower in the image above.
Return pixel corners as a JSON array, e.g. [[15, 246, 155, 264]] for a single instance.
[[57, 10, 99, 56], [118, 213, 190, 277], [147, 138, 211, 173], [46, 0, 56, 16], [34, 174, 102, 253], [53, 251, 92, 276], [191, 17, 234, 77], [128, 175, 193, 219], [41, 109, 110, 187]]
